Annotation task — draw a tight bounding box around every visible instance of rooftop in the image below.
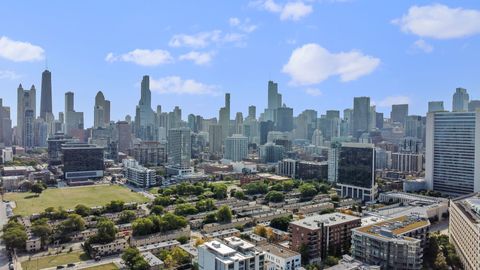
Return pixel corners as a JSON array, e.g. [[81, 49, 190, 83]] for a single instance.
[[452, 193, 480, 224], [290, 213, 360, 230], [259, 243, 299, 259], [204, 240, 236, 256], [356, 215, 429, 240]]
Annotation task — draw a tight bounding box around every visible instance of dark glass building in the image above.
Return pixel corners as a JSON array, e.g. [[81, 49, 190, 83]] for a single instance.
[[62, 142, 104, 182]]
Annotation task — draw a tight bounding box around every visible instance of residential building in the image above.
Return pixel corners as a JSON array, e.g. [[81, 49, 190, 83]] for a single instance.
[[208, 124, 223, 154], [353, 97, 370, 137], [259, 243, 301, 270], [17, 84, 36, 147], [64, 91, 84, 137], [123, 159, 157, 188], [129, 141, 166, 166], [391, 152, 423, 173], [168, 128, 191, 167], [224, 134, 248, 162]]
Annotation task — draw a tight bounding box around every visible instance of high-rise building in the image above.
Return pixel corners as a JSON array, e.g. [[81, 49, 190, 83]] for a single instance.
[[328, 141, 341, 183], [167, 128, 191, 168], [263, 80, 283, 122], [93, 91, 111, 128], [129, 141, 166, 166], [311, 129, 324, 147], [452, 87, 469, 112], [48, 133, 75, 165], [135, 75, 157, 141], [40, 69, 52, 120], [428, 101, 444, 112], [123, 159, 157, 188], [425, 111, 480, 195], [405, 115, 424, 140], [289, 213, 361, 264], [468, 100, 480, 112], [450, 193, 480, 270], [0, 99, 12, 146], [62, 142, 104, 183], [64, 92, 84, 136], [259, 120, 274, 145], [224, 134, 248, 162], [391, 104, 409, 124], [259, 142, 284, 163], [235, 112, 243, 134], [274, 106, 293, 132], [247, 105, 256, 120], [337, 143, 377, 201], [34, 118, 48, 147], [116, 121, 132, 154], [208, 124, 222, 154], [351, 215, 430, 270], [376, 112, 384, 129], [353, 97, 370, 137], [219, 93, 231, 140], [16, 84, 36, 147]]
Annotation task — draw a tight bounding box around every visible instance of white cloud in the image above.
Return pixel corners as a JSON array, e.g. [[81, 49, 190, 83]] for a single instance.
[[250, 0, 313, 21], [377, 96, 411, 107], [0, 70, 21, 80], [169, 30, 246, 48], [179, 51, 215, 65], [105, 49, 173, 66], [150, 76, 219, 95], [393, 4, 480, 39], [280, 2, 313, 21], [305, 88, 322, 96], [229, 17, 258, 33], [282, 43, 380, 85], [412, 39, 433, 53], [0, 36, 44, 62]]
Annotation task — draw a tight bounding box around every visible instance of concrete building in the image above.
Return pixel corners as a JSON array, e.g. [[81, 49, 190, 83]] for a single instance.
[[353, 97, 370, 137], [135, 75, 157, 141], [129, 141, 166, 166], [198, 237, 265, 270], [219, 93, 231, 140], [93, 91, 111, 128], [450, 194, 480, 270], [208, 124, 223, 154], [425, 111, 480, 195], [116, 121, 132, 154], [428, 101, 444, 113], [224, 134, 248, 162], [123, 159, 157, 188], [452, 87, 469, 112], [289, 213, 361, 264], [40, 69, 52, 121], [390, 104, 408, 125], [17, 84, 36, 147], [62, 142, 104, 183], [277, 159, 297, 178], [259, 243, 301, 270], [168, 128, 191, 168], [260, 143, 284, 163], [391, 152, 423, 173], [468, 100, 480, 112], [351, 215, 430, 270], [64, 91, 84, 137]]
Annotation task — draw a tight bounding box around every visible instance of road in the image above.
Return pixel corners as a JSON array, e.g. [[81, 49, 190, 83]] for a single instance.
[[41, 254, 122, 270], [0, 201, 10, 270]]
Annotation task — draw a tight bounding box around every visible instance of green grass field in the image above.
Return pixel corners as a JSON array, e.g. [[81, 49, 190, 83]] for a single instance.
[[81, 263, 119, 270], [21, 251, 89, 270], [5, 185, 150, 216]]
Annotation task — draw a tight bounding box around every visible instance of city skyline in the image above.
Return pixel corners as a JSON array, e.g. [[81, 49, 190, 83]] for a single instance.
[[2, 1, 480, 126]]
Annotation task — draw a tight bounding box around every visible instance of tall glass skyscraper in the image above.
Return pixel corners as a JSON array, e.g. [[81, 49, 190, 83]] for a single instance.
[[40, 69, 52, 120], [452, 87, 469, 112]]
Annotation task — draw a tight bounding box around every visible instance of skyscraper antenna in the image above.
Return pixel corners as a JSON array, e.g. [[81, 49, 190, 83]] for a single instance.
[[45, 56, 48, 70]]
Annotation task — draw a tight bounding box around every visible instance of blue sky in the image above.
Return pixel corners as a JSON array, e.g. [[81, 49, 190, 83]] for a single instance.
[[1, 0, 480, 126]]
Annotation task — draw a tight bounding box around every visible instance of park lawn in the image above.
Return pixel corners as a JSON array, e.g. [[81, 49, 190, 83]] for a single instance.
[[5, 185, 150, 216], [21, 251, 89, 270], [81, 263, 119, 270]]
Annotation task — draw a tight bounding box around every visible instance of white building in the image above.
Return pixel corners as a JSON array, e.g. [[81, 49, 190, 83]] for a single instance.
[[1, 148, 13, 163], [224, 134, 248, 162], [198, 237, 265, 270], [425, 111, 480, 195], [123, 159, 156, 188], [259, 243, 301, 270], [277, 159, 297, 178]]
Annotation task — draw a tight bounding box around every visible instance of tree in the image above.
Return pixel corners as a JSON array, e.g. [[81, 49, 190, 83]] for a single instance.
[[93, 219, 117, 244], [105, 200, 125, 213], [234, 190, 245, 200], [269, 216, 292, 231], [324, 256, 339, 267], [282, 180, 295, 191], [122, 247, 149, 270], [270, 183, 284, 191], [196, 199, 216, 212], [132, 217, 154, 236], [31, 219, 53, 246], [212, 184, 228, 199], [299, 183, 318, 199], [60, 214, 85, 234], [331, 194, 340, 202], [254, 225, 267, 238], [174, 203, 198, 216], [177, 236, 189, 244], [150, 205, 164, 215], [299, 243, 310, 264], [2, 221, 27, 250], [75, 204, 91, 217], [203, 213, 217, 224], [118, 210, 137, 224], [265, 191, 285, 203], [434, 252, 448, 270], [31, 183, 45, 196], [153, 196, 172, 207], [244, 182, 269, 195], [216, 205, 232, 223], [171, 247, 190, 265]]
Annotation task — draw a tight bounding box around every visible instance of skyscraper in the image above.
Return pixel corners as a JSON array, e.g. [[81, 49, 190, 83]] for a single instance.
[[135, 75, 157, 141], [428, 101, 444, 113], [452, 87, 469, 112], [268, 80, 282, 110], [248, 105, 256, 120], [274, 106, 293, 132], [390, 104, 408, 124], [116, 121, 132, 154], [208, 124, 223, 154], [64, 91, 84, 136], [353, 97, 370, 137], [167, 128, 191, 168], [219, 93, 231, 140], [94, 91, 111, 128], [17, 84, 36, 147], [40, 69, 52, 120], [425, 111, 480, 195], [224, 134, 248, 162], [468, 100, 480, 112], [0, 99, 12, 146]]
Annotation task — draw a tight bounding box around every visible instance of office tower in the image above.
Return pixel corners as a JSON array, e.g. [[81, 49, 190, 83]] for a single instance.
[[64, 92, 84, 136], [16, 84, 36, 146], [428, 101, 444, 112], [187, 114, 197, 132], [425, 111, 480, 195], [0, 99, 12, 146], [198, 238, 266, 270], [328, 142, 341, 183], [311, 129, 323, 146], [235, 112, 243, 134], [94, 91, 111, 128], [40, 69, 52, 120], [123, 159, 156, 188], [274, 106, 293, 132], [376, 112, 384, 129], [368, 105, 376, 131], [224, 134, 248, 162], [391, 104, 409, 124], [34, 118, 48, 147], [453, 87, 469, 112], [135, 75, 157, 141], [259, 120, 274, 145], [341, 108, 353, 136], [208, 124, 222, 154], [219, 93, 231, 140], [268, 80, 282, 110], [47, 133, 74, 165], [405, 115, 424, 140], [62, 142, 104, 184], [337, 143, 376, 201], [468, 100, 480, 112], [259, 142, 284, 163], [450, 194, 480, 270], [116, 121, 132, 153], [167, 128, 191, 168], [248, 105, 256, 120], [319, 110, 340, 140], [351, 215, 429, 270], [353, 97, 370, 137], [289, 213, 361, 264], [129, 141, 167, 166]]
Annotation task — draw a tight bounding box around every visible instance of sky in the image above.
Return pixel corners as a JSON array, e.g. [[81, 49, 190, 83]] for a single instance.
[[1, 0, 480, 127]]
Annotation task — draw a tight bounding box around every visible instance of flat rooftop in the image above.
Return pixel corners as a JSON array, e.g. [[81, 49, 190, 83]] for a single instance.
[[259, 243, 299, 259], [452, 193, 480, 224], [290, 213, 360, 230], [204, 240, 236, 256], [356, 215, 429, 240]]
